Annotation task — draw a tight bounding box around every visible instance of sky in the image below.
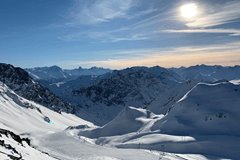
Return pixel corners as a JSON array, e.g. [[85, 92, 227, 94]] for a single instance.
[[0, 0, 240, 69]]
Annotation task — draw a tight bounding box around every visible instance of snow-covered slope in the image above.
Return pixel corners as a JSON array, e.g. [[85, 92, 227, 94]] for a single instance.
[[70, 81, 240, 160], [0, 81, 100, 159], [0, 82, 93, 135], [71, 66, 183, 125], [32, 65, 240, 126], [147, 80, 198, 114], [1, 68, 239, 159], [152, 82, 240, 136], [110, 82, 240, 159], [78, 106, 161, 138], [26, 65, 68, 81], [0, 128, 57, 160], [0, 82, 183, 160]]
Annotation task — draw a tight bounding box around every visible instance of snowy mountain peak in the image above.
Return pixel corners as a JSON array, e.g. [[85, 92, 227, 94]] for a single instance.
[[26, 65, 68, 81], [0, 63, 73, 113]]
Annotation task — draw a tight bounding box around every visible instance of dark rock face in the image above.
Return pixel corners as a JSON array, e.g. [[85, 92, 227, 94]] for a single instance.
[[0, 63, 73, 113], [0, 64, 29, 84], [0, 128, 31, 159], [74, 66, 182, 107], [0, 128, 30, 146]]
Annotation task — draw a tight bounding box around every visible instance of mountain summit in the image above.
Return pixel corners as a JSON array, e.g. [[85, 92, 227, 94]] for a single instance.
[[0, 63, 73, 113]]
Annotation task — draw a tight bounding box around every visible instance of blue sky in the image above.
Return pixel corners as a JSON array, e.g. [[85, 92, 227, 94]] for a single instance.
[[0, 0, 240, 69]]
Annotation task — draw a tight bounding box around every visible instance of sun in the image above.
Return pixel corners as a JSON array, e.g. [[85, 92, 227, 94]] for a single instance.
[[180, 3, 198, 20]]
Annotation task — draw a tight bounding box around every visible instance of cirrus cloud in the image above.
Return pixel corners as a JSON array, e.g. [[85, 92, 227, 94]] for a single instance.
[[70, 0, 138, 24], [186, 1, 240, 28]]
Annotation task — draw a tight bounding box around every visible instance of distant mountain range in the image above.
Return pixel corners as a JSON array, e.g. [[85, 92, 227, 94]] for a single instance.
[[24, 64, 240, 125], [2, 63, 240, 124], [170, 64, 240, 81], [25, 65, 111, 82]]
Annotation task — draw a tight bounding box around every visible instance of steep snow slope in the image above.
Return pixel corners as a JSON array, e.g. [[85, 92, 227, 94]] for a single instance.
[[148, 80, 198, 114], [152, 82, 240, 136], [0, 128, 57, 160], [0, 82, 93, 135]]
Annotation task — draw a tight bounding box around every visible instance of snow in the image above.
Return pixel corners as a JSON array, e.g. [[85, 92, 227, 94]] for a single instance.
[[50, 81, 66, 87], [0, 82, 94, 135], [152, 82, 240, 136], [230, 79, 240, 85], [0, 129, 58, 160], [28, 72, 40, 79], [0, 80, 239, 160], [73, 81, 240, 160], [35, 131, 169, 160], [78, 106, 159, 138], [0, 82, 167, 160]]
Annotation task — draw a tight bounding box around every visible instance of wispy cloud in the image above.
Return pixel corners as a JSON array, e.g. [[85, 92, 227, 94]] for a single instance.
[[110, 34, 150, 42], [60, 41, 240, 69], [126, 7, 158, 20], [70, 0, 137, 25], [186, 1, 240, 28], [56, 0, 162, 42], [58, 28, 152, 42], [163, 28, 240, 36]]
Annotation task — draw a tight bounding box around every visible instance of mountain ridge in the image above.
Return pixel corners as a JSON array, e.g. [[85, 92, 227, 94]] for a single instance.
[[0, 63, 73, 113]]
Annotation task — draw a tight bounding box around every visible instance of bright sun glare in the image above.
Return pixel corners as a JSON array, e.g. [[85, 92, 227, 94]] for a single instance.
[[180, 3, 198, 20]]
